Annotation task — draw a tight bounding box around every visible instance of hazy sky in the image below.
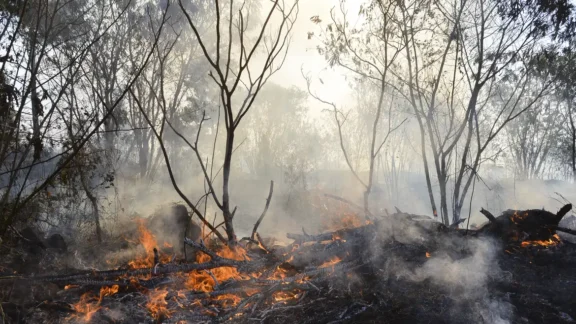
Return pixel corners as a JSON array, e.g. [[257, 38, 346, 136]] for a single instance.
[[271, 0, 361, 112]]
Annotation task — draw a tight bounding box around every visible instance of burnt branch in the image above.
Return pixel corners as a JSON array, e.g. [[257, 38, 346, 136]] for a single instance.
[[480, 208, 497, 223], [251, 180, 274, 240], [556, 203, 573, 222]]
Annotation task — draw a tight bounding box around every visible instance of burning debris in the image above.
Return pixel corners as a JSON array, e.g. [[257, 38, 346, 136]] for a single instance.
[[0, 204, 575, 323]]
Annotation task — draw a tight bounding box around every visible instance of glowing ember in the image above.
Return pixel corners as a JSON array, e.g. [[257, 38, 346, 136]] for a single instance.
[[215, 294, 242, 307], [319, 256, 342, 268], [510, 211, 528, 224], [271, 265, 289, 280], [521, 234, 561, 248], [273, 291, 300, 303]]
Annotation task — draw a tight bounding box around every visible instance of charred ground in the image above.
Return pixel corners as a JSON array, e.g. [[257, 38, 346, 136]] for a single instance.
[[0, 204, 575, 324]]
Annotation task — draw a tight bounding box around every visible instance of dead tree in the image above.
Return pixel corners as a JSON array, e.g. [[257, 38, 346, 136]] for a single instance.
[[306, 0, 406, 217], [397, 0, 557, 225], [135, 0, 299, 245], [0, 0, 168, 236]]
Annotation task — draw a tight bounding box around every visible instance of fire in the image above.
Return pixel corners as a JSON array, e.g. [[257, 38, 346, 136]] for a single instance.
[[70, 286, 119, 322], [319, 256, 342, 268], [99, 285, 119, 302], [521, 234, 561, 248], [70, 293, 101, 322], [273, 291, 300, 303], [271, 265, 289, 280], [127, 218, 171, 269], [323, 213, 369, 231], [69, 221, 276, 322], [185, 246, 250, 292], [510, 211, 528, 224], [146, 288, 173, 320], [215, 294, 242, 307], [426, 252, 431, 258]]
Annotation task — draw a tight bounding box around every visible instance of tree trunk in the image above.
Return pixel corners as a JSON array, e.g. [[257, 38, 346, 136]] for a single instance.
[[29, 43, 41, 161], [222, 129, 237, 245], [80, 170, 102, 243], [569, 101, 576, 182]]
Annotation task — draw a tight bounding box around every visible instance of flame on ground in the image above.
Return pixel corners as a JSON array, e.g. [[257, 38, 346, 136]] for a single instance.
[[146, 288, 173, 320], [98, 285, 119, 303], [70, 293, 100, 322], [71, 220, 298, 321], [70, 286, 119, 322], [184, 246, 251, 292], [273, 291, 300, 303], [426, 252, 431, 258], [319, 256, 342, 268], [127, 218, 171, 269], [521, 234, 561, 248]]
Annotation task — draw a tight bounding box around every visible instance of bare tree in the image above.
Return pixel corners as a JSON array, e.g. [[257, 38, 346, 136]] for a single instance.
[[396, 0, 558, 224], [0, 0, 168, 236], [306, 0, 406, 217], [507, 98, 562, 180], [134, 0, 299, 245]]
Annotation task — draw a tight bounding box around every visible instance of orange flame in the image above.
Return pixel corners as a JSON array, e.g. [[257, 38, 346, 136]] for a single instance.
[[70, 293, 101, 322], [273, 291, 300, 303], [127, 218, 171, 269], [510, 211, 528, 224], [70, 286, 119, 322], [184, 246, 250, 292], [521, 234, 561, 248], [146, 288, 173, 319], [98, 285, 119, 303], [319, 256, 342, 268], [426, 252, 431, 258]]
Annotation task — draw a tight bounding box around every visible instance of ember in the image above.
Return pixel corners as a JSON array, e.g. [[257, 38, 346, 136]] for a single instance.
[[319, 256, 342, 268], [521, 234, 562, 248]]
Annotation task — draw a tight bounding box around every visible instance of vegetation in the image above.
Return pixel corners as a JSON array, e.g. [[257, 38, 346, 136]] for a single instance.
[[0, 0, 575, 246]]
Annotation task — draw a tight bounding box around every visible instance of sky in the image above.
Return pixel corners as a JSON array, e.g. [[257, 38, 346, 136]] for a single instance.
[[270, 0, 361, 115]]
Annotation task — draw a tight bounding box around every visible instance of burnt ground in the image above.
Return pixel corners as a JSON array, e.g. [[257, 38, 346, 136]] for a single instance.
[[236, 241, 576, 324], [0, 209, 575, 324]]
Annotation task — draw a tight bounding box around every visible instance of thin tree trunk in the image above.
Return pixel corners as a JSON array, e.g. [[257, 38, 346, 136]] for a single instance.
[[80, 171, 102, 243], [222, 129, 237, 244], [29, 42, 41, 161], [568, 101, 576, 182]]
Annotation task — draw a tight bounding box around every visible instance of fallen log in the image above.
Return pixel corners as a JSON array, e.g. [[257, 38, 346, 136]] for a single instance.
[[479, 204, 573, 243], [8, 253, 258, 285]]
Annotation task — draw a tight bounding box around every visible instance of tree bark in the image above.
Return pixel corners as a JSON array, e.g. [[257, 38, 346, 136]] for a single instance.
[[222, 129, 237, 245], [569, 100, 576, 182], [80, 171, 102, 243]]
